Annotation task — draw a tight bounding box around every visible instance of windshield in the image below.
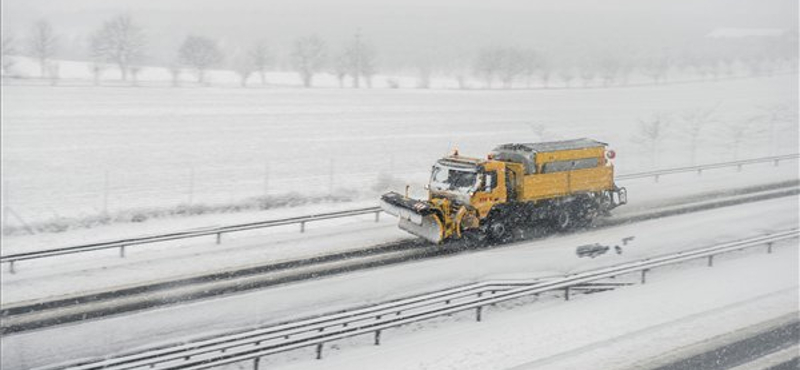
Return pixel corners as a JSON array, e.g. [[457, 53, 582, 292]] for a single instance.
[[430, 163, 479, 193]]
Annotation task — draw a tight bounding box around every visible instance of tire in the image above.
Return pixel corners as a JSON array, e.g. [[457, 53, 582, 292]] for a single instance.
[[488, 219, 513, 244], [555, 209, 571, 231]]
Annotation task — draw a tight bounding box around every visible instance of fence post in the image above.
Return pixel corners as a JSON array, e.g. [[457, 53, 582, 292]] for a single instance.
[[120, 245, 126, 258], [767, 242, 773, 254], [374, 330, 381, 345], [2, 180, 8, 233], [328, 158, 335, 194], [565, 286, 570, 301], [316, 343, 323, 360], [253, 357, 260, 370], [188, 166, 195, 206], [216, 233, 222, 244], [641, 269, 648, 284], [476, 306, 483, 322], [103, 170, 110, 215], [300, 221, 306, 233], [707, 255, 714, 267], [8, 261, 15, 274], [264, 161, 270, 197]]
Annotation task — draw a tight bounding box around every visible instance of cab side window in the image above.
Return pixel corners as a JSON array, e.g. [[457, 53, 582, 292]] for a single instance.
[[484, 171, 497, 192]]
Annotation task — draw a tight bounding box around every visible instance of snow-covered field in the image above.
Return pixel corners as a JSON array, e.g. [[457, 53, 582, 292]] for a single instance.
[[2, 74, 797, 226], [1, 193, 796, 369]]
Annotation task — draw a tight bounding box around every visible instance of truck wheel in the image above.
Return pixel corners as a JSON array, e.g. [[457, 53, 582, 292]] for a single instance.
[[488, 220, 513, 244], [555, 209, 571, 231]]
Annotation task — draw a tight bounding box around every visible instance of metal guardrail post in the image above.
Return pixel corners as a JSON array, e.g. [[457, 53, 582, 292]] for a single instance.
[[120, 245, 126, 258], [315, 343, 323, 360], [253, 357, 260, 370], [8, 260, 15, 274], [216, 233, 222, 244], [375, 211, 380, 222], [475, 306, 482, 322], [300, 221, 306, 233], [774, 159, 780, 166], [737, 164, 743, 172], [565, 286, 570, 301], [707, 255, 714, 267], [697, 169, 702, 175], [641, 269, 648, 284], [654, 174, 659, 183], [374, 330, 381, 345], [768, 242, 773, 254]]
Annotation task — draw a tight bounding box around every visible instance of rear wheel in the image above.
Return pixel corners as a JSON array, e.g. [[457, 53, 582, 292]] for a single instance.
[[554, 209, 571, 231]]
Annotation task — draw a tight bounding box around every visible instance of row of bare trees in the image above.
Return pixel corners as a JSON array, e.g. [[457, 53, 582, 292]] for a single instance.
[[632, 103, 797, 168], [470, 41, 796, 90], [1, 16, 381, 88], [2, 15, 796, 88]]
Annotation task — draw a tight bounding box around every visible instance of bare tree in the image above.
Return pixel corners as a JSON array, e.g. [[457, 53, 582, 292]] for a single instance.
[[752, 103, 796, 155], [520, 49, 538, 88], [88, 62, 105, 86], [342, 31, 377, 88], [129, 66, 142, 86], [578, 60, 596, 87], [1, 33, 15, 75], [536, 55, 552, 88], [726, 118, 754, 160], [558, 66, 575, 88], [598, 56, 620, 87], [232, 54, 254, 87], [27, 20, 58, 77], [641, 54, 671, 84], [632, 113, 671, 167], [332, 51, 348, 88], [90, 14, 146, 81], [178, 35, 223, 84], [168, 63, 181, 87], [680, 105, 718, 164], [249, 40, 273, 85], [47, 62, 60, 85], [416, 63, 431, 89], [497, 47, 524, 89], [474, 47, 501, 88], [291, 35, 326, 88]]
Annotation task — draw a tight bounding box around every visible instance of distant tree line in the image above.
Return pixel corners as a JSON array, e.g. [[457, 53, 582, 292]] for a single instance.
[[1, 15, 797, 88]]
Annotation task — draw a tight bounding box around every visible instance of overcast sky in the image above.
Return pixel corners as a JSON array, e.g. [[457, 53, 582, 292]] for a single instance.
[[3, 0, 797, 67]]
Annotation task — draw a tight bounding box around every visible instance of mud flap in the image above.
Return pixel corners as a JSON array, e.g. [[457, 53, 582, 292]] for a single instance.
[[612, 186, 627, 207]]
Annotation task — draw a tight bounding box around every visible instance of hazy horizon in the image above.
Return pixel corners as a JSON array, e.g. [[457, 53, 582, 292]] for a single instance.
[[3, 0, 797, 68]]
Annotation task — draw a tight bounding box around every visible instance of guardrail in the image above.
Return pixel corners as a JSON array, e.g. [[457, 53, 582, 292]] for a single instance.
[[41, 229, 798, 370], [2, 153, 797, 273], [616, 153, 799, 182]]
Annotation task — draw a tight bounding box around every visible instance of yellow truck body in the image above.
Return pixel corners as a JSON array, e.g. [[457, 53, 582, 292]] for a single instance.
[[380, 138, 626, 244]]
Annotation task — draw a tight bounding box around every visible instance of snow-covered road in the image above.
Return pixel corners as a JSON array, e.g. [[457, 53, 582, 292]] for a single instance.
[[1, 193, 796, 369], [2, 161, 796, 306]]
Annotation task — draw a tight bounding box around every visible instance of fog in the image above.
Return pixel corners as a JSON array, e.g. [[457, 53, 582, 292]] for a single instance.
[[3, 0, 797, 68]]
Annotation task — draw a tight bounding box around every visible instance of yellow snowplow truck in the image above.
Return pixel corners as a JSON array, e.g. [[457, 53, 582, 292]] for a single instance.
[[380, 138, 626, 244]]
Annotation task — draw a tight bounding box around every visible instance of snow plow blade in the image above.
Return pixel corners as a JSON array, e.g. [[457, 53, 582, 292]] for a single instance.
[[380, 192, 445, 244]]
